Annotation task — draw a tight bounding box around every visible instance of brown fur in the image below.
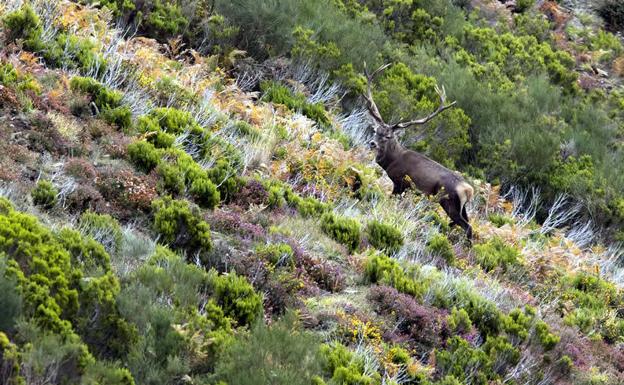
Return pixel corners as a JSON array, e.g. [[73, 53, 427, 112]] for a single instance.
[[362, 62, 473, 238], [371, 134, 474, 239]]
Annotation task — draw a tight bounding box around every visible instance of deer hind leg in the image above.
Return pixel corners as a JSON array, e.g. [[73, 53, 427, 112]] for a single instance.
[[440, 195, 473, 239], [455, 194, 473, 239]]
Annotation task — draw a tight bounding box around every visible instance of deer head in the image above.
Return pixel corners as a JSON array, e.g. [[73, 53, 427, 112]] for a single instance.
[[362, 62, 456, 156]]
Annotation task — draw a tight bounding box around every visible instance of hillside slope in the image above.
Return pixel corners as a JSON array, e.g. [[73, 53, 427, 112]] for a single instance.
[[0, 1, 624, 385]]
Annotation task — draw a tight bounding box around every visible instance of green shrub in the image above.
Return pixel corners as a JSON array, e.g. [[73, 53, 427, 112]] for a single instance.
[[151, 197, 213, 258], [320, 342, 379, 385], [502, 306, 534, 341], [473, 237, 521, 272], [256, 242, 295, 267], [515, 0, 534, 13], [448, 307, 472, 334], [435, 336, 494, 385], [297, 196, 329, 217], [127, 141, 162, 173], [488, 213, 514, 228], [535, 320, 560, 350], [214, 312, 323, 385], [0, 256, 22, 333], [2, 4, 43, 50], [138, 115, 174, 148], [426, 234, 455, 265], [261, 81, 331, 128], [144, 0, 189, 40], [268, 185, 288, 208], [31, 180, 58, 208], [207, 159, 243, 202], [365, 221, 404, 254], [320, 213, 361, 252], [559, 271, 624, 342], [234, 120, 261, 140], [190, 177, 220, 209], [156, 162, 185, 195], [210, 270, 263, 327], [597, 0, 624, 32], [78, 211, 123, 256], [364, 253, 424, 299], [70, 77, 130, 129]]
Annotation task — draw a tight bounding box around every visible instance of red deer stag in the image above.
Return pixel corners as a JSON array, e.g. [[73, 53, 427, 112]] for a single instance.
[[363, 63, 474, 239]]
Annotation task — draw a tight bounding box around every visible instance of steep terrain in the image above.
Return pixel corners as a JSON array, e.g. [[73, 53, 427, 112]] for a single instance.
[[0, 1, 624, 385]]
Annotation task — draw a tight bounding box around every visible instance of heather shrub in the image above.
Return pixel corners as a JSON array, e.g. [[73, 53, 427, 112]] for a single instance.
[[78, 211, 123, 256], [448, 307, 472, 334], [156, 162, 185, 195], [320, 342, 379, 385], [597, 0, 624, 32], [31, 180, 58, 208], [70, 77, 131, 129], [261, 81, 331, 128], [368, 285, 444, 345], [151, 197, 213, 258], [210, 270, 263, 327], [256, 242, 295, 267], [488, 213, 514, 228], [535, 320, 560, 350], [189, 177, 220, 209], [473, 237, 521, 272], [214, 312, 323, 385], [320, 213, 361, 252], [364, 253, 424, 299], [365, 220, 404, 254], [426, 234, 455, 265], [2, 4, 43, 50], [302, 255, 346, 292], [127, 141, 162, 173]]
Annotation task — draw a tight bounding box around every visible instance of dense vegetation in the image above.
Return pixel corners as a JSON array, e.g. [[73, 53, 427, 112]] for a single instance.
[[1, 1, 624, 384]]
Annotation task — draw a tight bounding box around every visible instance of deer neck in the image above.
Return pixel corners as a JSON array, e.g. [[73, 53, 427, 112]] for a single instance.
[[375, 137, 403, 169]]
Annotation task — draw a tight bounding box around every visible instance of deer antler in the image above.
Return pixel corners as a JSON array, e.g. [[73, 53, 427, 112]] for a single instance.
[[363, 62, 391, 129], [392, 85, 456, 130]]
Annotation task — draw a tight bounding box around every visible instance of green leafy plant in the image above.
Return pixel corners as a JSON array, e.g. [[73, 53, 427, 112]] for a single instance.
[[189, 177, 220, 209], [256, 242, 295, 267], [151, 197, 213, 258], [210, 270, 263, 327], [426, 234, 455, 265], [365, 220, 404, 254], [127, 141, 162, 173], [320, 213, 361, 252], [214, 312, 323, 385], [31, 180, 58, 209], [473, 237, 522, 272]]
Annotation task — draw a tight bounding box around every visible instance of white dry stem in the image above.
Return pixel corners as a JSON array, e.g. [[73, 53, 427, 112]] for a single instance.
[[504, 185, 540, 227], [538, 194, 581, 235], [564, 219, 596, 249], [338, 108, 374, 148]]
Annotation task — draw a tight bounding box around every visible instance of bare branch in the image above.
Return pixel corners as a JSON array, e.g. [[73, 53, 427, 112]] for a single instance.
[[393, 85, 456, 130], [362, 62, 391, 128]]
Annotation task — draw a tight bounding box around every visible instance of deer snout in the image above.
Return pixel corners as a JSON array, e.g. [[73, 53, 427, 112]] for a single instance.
[[369, 140, 378, 149]]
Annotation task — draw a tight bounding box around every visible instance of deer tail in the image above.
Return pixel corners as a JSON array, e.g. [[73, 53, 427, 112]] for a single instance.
[[456, 182, 474, 212]]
